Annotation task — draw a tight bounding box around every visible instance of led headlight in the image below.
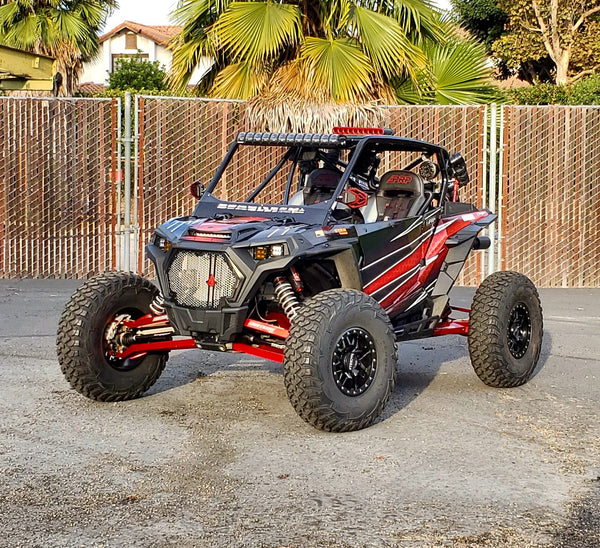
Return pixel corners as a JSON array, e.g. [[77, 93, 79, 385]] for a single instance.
[[252, 244, 287, 260], [154, 234, 171, 252], [270, 244, 285, 257]]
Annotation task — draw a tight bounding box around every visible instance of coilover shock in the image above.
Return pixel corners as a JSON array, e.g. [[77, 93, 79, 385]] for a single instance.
[[273, 276, 301, 320], [149, 293, 165, 315]]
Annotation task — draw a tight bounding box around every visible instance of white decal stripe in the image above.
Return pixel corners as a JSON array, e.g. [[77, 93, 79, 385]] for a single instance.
[[405, 280, 437, 311], [405, 289, 429, 311], [362, 226, 433, 272], [424, 253, 439, 266], [363, 230, 432, 289], [377, 267, 420, 304], [370, 264, 420, 296], [389, 218, 422, 242], [435, 218, 456, 234]]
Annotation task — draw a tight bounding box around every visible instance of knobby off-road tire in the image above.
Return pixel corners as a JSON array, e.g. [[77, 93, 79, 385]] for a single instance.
[[56, 271, 168, 401], [283, 289, 397, 432], [468, 271, 543, 388]]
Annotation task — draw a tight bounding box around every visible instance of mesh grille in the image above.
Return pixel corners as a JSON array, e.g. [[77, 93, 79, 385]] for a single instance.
[[167, 251, 240, 308]]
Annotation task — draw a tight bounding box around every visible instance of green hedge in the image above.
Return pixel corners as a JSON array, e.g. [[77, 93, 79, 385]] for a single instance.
[[74, 88, 200, 99], [508, 73, 600, 105]]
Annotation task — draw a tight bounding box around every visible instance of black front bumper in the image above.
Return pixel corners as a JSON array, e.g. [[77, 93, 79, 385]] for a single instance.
[[163, 300, 248, 343]]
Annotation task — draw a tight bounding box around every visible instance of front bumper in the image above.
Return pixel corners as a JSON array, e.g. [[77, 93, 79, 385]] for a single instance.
[[162, 300, 248, 344]]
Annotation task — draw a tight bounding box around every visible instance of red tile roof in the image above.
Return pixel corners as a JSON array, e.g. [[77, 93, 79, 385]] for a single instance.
[[100, 21, 182, 47], [77, 82, 108, 94]]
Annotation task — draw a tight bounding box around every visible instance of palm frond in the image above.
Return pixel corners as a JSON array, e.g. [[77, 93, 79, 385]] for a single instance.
[[247, 93, 387, 133], [173, 0, 231, 25], [350, 6, 428, 81], [54, 10, 91, 45], [299, 37, 376, 102], [0, 2, 21, 31], [213, 2, 301, 64], [393, 76, 429, 104], [169, 29, 217, 91], [427, 39, 500, 104], [3, 15, 40, 49], [391, 0, 445, 43], [210, 61, 268, 99]]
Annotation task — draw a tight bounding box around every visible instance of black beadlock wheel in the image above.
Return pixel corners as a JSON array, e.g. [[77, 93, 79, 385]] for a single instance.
[[468, 271, 543, 388], [56, 271, 168, 401], [283, 289, 397, 432]]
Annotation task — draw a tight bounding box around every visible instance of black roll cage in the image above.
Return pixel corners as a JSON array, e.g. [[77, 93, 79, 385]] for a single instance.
[[192, 133, 453, 226]]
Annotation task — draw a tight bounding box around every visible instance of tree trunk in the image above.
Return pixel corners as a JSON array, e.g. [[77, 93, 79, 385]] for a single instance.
[[554, 51, 570, 85]]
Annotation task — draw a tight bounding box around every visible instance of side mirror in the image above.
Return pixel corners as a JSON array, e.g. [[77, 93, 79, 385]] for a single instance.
[[190, 181, 205, 199], [448, 153, 469, 187]]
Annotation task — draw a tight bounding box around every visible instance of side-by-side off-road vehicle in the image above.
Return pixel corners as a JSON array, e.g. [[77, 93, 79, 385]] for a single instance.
[[57, 127, 543, 432]]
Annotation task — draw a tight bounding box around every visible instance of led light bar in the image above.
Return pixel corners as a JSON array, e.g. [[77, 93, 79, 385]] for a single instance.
[[332, 126, 395, 136], [237, 132, 346, 147]]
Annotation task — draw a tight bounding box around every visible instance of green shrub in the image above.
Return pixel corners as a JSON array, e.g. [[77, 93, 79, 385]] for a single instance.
[[507, 83, 569, 105], [508, 73, 600, 104], [568, 73, 600, 105], [108, 56, 168, 92]]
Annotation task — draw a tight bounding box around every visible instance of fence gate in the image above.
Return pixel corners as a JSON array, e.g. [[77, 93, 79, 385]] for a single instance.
[[0, 97, 119, 278]]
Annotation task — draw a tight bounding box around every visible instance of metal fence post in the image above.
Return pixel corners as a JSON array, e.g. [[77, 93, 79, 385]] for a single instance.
[[487, 104, 498, 276], [481, 105, 489, 277], [497, 106, 505, 273], [133, 94, 140, 272], [116, 96, 123, 268], [123, 91, 132, 270]]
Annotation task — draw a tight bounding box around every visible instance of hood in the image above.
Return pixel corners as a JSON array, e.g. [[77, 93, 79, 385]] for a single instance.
[[182, 216, 272, 243]]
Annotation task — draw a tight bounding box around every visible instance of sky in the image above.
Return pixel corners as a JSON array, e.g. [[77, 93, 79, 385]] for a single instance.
[[103, 0, 452, 31]]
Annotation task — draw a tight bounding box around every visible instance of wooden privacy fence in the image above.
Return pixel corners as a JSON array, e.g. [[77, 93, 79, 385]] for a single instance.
[[501, 106, 600, 287], [1, 96, 599, 287], [0, 97, 118, 278]]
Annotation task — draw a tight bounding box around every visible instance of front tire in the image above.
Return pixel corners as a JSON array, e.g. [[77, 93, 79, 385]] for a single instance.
[[283, 289, 397, 432], [56, 271, 168, 401], [468, 271, 543, 388]]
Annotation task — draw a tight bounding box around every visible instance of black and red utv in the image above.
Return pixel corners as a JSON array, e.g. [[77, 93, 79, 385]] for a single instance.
[[57, 127, 543, 432]]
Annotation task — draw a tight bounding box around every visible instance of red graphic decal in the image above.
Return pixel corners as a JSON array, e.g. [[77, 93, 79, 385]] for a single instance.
[[244, 318, 289, 339], [386, 174, 413, 185], [347, 187, 368, 208], [206, 274, 216, 287], [190, 216, 267, 233], [232, 343, 284, 363]]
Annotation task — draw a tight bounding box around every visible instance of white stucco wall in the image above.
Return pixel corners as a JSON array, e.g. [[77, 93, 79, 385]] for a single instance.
[[80, 28, 214, 87]]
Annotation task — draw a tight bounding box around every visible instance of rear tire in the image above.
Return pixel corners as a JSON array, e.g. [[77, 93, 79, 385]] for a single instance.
[[56, 271, 168, 401], [283, 289, 397, 432], [468, 271, 543, 388]]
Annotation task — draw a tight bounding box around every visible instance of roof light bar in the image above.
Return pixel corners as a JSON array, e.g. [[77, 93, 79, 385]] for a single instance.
[[332, 126, 395, 136], [237, 132, 346, 147]]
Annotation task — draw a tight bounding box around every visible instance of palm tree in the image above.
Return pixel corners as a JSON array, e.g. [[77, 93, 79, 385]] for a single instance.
[[0, 0, 117, 95], [170, 0, 445, 103], [394, 30, 501, 105]]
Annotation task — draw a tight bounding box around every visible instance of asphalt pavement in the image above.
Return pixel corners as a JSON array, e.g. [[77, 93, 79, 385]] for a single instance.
[[0, 279, 599, 547]]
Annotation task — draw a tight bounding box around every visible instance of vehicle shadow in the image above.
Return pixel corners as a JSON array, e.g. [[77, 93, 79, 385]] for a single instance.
[[147, 347, 283, 396], [380, 337, 468, 420], [148, 302, 553, 425]]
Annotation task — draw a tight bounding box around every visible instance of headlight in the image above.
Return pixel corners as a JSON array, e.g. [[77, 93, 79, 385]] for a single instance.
[[252, 244, 287, 260], [154, 234, 171, 252]]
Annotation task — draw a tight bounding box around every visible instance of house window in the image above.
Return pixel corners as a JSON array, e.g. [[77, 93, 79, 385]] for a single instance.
[[111, 53, 149, 72], [125, 32, 137, 50]]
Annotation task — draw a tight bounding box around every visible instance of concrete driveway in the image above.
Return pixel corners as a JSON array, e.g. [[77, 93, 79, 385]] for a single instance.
[[1, 280, 599, 547]]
